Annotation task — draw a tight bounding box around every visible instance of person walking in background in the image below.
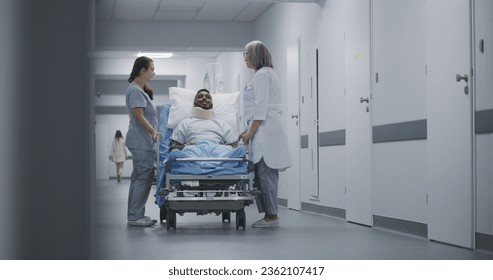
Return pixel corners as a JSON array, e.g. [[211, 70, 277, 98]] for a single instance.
[[111, 130, 128, 183], [125, 56, 160, 227], [240, 40, 291, 228]]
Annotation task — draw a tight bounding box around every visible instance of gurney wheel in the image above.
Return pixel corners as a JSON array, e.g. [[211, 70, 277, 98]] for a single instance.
[[222, 212, 231, 223], [166, 209, 176, 229], [159, 207, 167, 223], [235, 209, 246, 229]]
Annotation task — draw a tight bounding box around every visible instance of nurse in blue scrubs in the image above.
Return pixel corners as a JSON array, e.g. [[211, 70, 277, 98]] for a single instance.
[[125, 56, 160, 227]]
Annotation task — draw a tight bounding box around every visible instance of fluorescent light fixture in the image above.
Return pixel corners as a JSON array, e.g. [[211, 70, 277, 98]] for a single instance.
[[136, 52, 173, 58]]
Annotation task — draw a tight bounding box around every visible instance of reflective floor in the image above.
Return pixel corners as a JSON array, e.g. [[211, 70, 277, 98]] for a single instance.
[[95, 179, 492, 260]]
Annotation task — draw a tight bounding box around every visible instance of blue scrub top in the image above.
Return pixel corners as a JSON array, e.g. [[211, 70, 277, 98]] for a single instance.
[[125, 82, 158, 151]]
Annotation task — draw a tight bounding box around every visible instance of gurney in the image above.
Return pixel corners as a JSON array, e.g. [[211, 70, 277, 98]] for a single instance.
[[154, 89, 256, 230]]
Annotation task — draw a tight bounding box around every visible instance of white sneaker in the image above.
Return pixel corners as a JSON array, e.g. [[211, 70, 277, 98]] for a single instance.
[[144, 216, 158, 224], [128, 217, 154, 227], [252, 218, 279, 228]]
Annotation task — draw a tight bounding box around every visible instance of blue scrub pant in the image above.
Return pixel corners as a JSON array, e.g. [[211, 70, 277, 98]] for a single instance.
[[127, 148, 155, 221], [254, 158, 279, 216]]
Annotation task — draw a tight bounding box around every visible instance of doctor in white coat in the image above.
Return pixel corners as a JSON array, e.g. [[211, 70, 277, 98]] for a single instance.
[[240, 40, 291, 228]]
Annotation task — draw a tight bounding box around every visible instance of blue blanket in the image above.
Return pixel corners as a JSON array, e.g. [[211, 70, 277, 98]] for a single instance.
[[167, 140, 248, 174]]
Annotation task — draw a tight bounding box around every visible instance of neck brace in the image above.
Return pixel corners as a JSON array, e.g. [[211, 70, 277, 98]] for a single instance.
[[193, 107, 214, 119]]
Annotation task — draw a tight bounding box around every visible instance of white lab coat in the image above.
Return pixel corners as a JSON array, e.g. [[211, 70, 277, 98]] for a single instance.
[[243, 67, 291, 170]]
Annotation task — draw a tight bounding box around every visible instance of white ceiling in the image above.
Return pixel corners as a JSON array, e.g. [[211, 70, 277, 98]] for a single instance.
[[96, 0, 317, 22], [94, 0, 317, 58]]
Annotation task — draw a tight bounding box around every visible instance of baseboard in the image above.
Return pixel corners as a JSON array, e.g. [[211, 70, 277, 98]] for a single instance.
[[373, 215, 427, 238], [476, 232, 493, 253], [301, 202, 346, 219], [278, 198, 288, 208]]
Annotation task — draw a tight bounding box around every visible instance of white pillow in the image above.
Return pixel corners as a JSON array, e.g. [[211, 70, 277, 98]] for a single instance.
[[167, 87, 240, 133]]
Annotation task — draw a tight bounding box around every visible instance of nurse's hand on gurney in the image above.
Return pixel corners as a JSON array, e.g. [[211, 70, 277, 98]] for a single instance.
[[152, 131, 161, 143]]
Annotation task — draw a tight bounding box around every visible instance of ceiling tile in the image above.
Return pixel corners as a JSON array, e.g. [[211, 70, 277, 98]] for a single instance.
[[113, 0, 160, 20], [234, 2, 273, 22], [194, 0, 249, 21], [158, 0, 205, 12], [154, 11, 197, 21]]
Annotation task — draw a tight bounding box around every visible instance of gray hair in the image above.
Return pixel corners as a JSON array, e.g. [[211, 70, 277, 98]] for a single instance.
[[245, 40, 273, 70]]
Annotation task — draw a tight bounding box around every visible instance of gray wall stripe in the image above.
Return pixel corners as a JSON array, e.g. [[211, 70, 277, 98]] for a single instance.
[[96, 106, 127, 115], [96, 106, 162, 116], [373, 215, 428, 238], [476, 109, 493, 134], [319, 129, 345, 146], [300, 135, 309, 148], [301, 202, 346, 219], [373, 119, 427, 143]]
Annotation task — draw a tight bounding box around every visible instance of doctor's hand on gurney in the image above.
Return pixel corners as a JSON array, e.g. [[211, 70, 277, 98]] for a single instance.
[[239, 120, 261, 145]]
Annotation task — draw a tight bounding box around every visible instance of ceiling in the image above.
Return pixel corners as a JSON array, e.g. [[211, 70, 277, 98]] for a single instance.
[[96, 0, 317, 22], [94, 0, 317, 59]]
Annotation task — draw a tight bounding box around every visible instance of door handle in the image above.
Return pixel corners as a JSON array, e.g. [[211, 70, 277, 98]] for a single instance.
[[360, 97, 369, 103], [456, 74, 468, 83], [291, 114, 299, 119]]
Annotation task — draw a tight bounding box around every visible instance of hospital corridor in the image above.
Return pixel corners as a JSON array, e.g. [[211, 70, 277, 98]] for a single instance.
[[1, 0, 493, 266]]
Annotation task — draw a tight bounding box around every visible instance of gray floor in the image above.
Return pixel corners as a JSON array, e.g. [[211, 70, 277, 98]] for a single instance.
[[95, 179, 493, 260]]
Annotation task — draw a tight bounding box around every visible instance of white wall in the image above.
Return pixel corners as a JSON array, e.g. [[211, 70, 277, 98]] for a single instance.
[[253, 2, 319, 202], [216, 52, 252, 93], [252, 0, 431, 228], [185, 57, 216, 90], [94, 57, 188, 77]]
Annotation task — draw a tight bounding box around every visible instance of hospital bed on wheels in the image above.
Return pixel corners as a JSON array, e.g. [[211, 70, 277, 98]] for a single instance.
[[159, 157, 255, 230], [154, 100, 257, 230]]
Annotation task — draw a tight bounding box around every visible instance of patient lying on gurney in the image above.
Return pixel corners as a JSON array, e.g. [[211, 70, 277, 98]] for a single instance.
[[167, 89, 246, 171], [170, 88, 237, 150]]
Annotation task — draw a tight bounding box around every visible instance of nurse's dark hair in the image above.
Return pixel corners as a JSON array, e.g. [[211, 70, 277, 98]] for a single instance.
[[245, 40, 273, 70], [143, 84, 154, 100], [128, 56, 153, 83], [128, 56, 154, 100]]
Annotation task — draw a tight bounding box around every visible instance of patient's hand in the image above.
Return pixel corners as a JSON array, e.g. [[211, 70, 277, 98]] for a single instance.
[[170, 140, 185, 150]]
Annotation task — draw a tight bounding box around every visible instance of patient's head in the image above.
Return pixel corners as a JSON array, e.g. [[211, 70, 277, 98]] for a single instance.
[[194, 89, 213, 110]]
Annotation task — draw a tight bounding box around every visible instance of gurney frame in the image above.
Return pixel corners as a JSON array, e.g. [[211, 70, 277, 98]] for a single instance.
[[158, 157, 256, 230]]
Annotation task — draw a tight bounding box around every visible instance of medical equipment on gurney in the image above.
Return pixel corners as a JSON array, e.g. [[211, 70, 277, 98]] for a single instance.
[[159, 155, 256, 230]]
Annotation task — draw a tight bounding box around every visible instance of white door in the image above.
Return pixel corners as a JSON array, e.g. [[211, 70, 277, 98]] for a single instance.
[[95, 123, 110, 180], [344, 0, 372, 226], [300, 48, 319, 200], [426, 0, 473, 248], [286, 37, 301, 210]]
